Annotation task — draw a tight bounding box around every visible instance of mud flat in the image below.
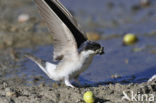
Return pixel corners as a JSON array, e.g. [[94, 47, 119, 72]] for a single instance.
[[0, 78, 156, 103]]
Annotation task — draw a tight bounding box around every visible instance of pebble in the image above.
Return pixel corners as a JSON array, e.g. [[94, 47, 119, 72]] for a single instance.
[[10, 48, 20, 61], [2, 82, 8, 88], [132, 47, 143, 52], [5, 88, 16, 97], [124, 59, 129, 64], [111, 74, 121, 79], [18, 14, 30, 23], [140, 0, 150, 7], [10, 26, 18, 32], [4, 37, 13, 47], [86, 32, 100, 41]]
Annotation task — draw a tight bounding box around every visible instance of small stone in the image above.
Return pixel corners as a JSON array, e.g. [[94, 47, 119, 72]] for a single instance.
[[150, 50, 156, 54], [24, 27, 31, 32], [86, 32, 100, 41], [18, 14, 30, 23], [132, 47, 143, 52], [111, 74, 121, 79], [10, 26, 18, 32], [140, 0, 150, 7], [39, 83, 45, 87], [2, 82, 8, 88], [10, 49, 20, 61], [5, 88, 16, 97], [124, 59, 129, 64], [52, 83, 59, 88], [4, 36, 13, 47]]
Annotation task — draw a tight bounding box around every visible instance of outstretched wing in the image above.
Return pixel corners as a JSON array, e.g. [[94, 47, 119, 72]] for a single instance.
[[34, 0, 87, 61], [52, 0, 79, 27]]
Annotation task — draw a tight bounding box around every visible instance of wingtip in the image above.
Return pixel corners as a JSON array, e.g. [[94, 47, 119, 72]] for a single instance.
[[24, 53, 46, 65], [24, 53, 33, 58], [24, 53, 39, 62]]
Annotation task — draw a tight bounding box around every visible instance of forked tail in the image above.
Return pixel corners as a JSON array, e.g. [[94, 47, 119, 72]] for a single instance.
[[25, 53, 48, 75]]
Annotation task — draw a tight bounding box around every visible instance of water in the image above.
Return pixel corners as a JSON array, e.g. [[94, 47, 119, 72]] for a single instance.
[[21, 36, 156, 86], [60, 0, 156, 34]]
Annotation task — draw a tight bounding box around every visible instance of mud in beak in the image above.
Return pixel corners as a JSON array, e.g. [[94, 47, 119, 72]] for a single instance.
[[96, 47, 104, 55], [100, 47, 104, 55]]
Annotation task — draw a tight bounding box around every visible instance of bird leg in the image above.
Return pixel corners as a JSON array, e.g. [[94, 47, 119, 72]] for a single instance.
[[64, 76, 75, 88]]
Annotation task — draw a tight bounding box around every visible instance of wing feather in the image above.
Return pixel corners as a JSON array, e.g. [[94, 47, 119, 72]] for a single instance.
[[34, 0, 86, 61]]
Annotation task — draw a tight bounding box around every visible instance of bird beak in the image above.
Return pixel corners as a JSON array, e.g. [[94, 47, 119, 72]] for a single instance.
[[99, 47, 104, 55], [96, 47, 104, 55]]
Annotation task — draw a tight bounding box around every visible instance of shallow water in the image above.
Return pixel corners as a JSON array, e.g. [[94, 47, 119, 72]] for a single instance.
[[60, 0, 156, 34], [21, 35, 156, 86]]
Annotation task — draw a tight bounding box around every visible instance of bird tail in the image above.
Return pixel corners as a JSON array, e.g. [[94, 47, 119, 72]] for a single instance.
[[25, 53, 48, 75]]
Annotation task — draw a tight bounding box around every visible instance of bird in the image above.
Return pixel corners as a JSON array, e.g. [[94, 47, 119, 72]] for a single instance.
[[25, 0, 104, 87]]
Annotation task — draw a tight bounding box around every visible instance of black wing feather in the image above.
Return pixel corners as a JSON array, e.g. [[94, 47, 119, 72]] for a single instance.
[[44, 0, 87, 48]]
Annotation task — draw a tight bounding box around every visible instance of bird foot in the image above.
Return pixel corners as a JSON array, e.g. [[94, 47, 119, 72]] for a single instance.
[[64, 77, 75, 88]]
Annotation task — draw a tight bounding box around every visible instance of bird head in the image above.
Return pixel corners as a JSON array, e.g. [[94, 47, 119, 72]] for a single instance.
[[79, 41, 104, 55]]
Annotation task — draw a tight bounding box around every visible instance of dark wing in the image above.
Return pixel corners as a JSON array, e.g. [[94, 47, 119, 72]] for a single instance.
[[47, 0, 87, 45], [34, 0, 87, 61], [52, 0, 79, 27]]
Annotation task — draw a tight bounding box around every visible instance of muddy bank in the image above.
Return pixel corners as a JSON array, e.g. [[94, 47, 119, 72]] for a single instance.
[[0, 79, 155, 103]]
